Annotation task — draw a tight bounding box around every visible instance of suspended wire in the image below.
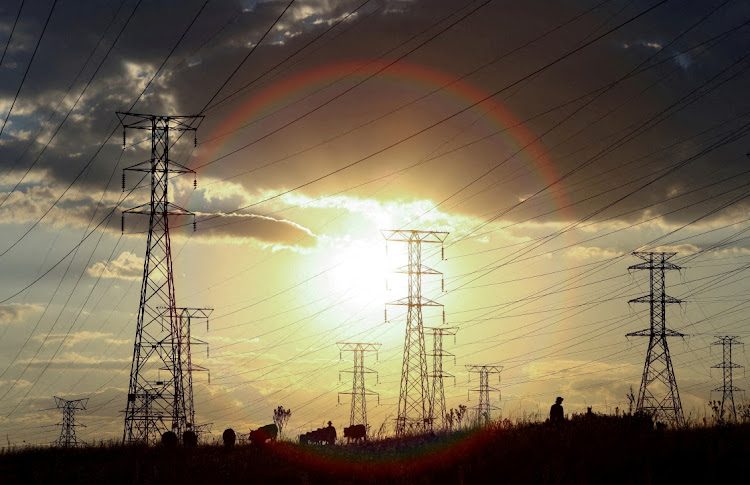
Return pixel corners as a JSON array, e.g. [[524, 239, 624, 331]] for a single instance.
[[8, 0, 750, 438], [0, 0, 57, 139], [0, 0, 129, 186], [197, 0, 296, 115], [0, 0, 25, 68]]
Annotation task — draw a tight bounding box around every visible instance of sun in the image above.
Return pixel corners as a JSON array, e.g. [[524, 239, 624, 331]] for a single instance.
[[324, 240, 394, 300]]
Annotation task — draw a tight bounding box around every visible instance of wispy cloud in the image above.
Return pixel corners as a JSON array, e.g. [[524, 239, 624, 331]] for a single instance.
[[0, 302, 44, 325]]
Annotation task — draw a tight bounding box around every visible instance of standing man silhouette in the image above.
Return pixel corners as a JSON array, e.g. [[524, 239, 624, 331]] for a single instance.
[[550, 396, 564, 423]]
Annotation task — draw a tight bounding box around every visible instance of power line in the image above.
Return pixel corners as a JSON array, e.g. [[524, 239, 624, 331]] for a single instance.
[[0, 0, 25, 68], [0, 0, 56, 139]]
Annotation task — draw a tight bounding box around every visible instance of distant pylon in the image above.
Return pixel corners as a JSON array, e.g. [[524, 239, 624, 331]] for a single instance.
[[172, 307, 212, 435], [119, 112, 205, 444], [626, 251, 684, 425], [54, 396, 88, 447], [337, 342, 380, 430], [465, 365, 502, 425], [384, 229, 447, 435], [426, 326, 457, 429], [711, 336, 743, 422]]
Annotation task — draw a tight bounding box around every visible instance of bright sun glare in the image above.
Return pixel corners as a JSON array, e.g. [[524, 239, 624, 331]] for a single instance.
[[325, 241, 397, 299]]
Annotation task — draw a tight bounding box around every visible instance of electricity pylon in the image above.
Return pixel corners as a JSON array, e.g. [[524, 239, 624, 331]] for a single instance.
[[426, 326, 457, 429], [119, 112, 205, 444], [172, 307, 212, 435], [337, 342, 380, 430], [466, 365, 502, 426], [383, 230, 447, 435], [54, 396, 88, 447], [626, 251, 684, 425], [711, 336, 743, 422]]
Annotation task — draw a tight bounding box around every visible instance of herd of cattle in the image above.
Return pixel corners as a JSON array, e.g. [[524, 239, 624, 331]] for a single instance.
[[213, 423, 367, 447]]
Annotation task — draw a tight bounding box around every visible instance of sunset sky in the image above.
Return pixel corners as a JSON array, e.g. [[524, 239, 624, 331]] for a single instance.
[[1, 0, 750, 445]]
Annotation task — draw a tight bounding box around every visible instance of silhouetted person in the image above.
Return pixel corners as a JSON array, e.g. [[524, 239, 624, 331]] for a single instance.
[[550, 396, 564, 424], [223, 428, 236, 447]]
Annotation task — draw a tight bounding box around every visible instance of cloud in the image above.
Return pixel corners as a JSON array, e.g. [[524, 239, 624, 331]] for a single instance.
[[0, 303, 43, 325], [86, 251, 143, 280], [565, 246, 623, 260], [0, 180, 120, 230], [32, 330, 129, 347], [195, 212, 319, 249], [17, 351, 130, 370], [637, 244, 700, 255]]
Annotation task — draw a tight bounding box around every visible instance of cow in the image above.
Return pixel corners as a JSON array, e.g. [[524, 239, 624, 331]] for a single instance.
[[249, 423, 278, 445], [161, 431, 178, 447], [182, 430, 198, 447], [300, 422, 336, 445], [222, 428, 236, 447], [343, 424, 366, 443]]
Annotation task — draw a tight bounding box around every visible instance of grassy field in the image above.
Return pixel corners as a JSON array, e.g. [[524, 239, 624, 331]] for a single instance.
[[2, 416, 749, 484]]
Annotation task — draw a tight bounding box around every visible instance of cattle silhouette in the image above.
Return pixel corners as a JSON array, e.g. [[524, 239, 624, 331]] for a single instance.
[[182, 430, 198, 447], [222, 428, 236, 447], [343, 424, 366, 442], [299, 422, 336, 445], [161, 431, 178, 447], [249, 423, 278, 445]]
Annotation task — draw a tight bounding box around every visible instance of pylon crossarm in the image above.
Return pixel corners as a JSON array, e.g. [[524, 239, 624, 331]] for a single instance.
[[381, 230, 448, 243], [178, 307, 213, 319], [123, 159, 195, 175], [186, 364, 209, 373], [465, 365, 503, 373], [116, 111, 204, 129], [336, 342, 381, 352], [627, 328, 684, 338], [123, 203, 194, 217], [424, 326, 458, 334], [631, 251, 677, 261], [392, 264, 442, 275], [386, 296, 443, 307], [628, 295, 682, 304]]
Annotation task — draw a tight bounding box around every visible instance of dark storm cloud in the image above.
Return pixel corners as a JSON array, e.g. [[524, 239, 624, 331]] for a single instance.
[[0, 0, 381, 188], [1, 0, 749, 231]]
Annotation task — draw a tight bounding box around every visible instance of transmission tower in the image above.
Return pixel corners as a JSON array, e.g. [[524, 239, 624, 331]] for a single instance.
[[173, 307, 212, 435], [119, 112, 206, 444], [711, 336, 743, 422], [426, 326, 457, 429], [465, 365, 502, 425], [337, 342, 380, 430], [54, 396, 88, 447], [626, 251, 684, 425], [384, 229, 447, 435]]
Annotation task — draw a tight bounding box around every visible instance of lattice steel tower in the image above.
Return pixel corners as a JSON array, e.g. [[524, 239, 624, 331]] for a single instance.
[[54, 396, 88, 447], [426, 326, 457, 429], [712, 336, 743, 422], [384, 230, 447, 435], [626, 251, 684, 425], [337, 342, 380, 430], [466, 365, 502, 425], [174, 307, 212, 436], [120, 112, 204, 444]]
